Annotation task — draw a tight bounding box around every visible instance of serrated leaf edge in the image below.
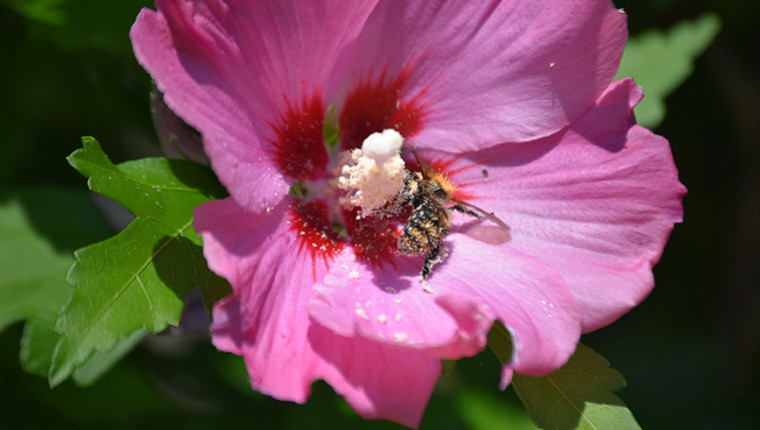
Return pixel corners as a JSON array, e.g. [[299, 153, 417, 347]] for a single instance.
[[50, 216, 197, 387]]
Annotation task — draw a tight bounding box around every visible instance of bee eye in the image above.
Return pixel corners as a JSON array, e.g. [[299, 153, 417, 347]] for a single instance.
[[435, 187, 447, 200]]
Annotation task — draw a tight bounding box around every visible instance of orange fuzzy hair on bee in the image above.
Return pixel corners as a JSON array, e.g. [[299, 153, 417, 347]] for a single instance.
[[427, 170, 457, 198], [408, 147, 457, 196]]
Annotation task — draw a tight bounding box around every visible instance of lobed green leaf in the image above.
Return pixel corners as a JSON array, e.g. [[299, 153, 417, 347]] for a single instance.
[[0, 188, 145, 384], [512, 343, 641, 430], [49, 137, 230, 387]]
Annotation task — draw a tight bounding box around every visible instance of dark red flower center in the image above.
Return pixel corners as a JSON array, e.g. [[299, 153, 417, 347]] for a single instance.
[[289, 199, 344, 265], [275, 67, 427, 269], [342, 207, 400, 268], [339, 67, 425, 152], [271, 95, 329, 180]]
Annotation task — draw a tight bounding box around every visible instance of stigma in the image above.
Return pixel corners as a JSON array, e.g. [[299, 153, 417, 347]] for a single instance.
[[338, 129, 407, 217]]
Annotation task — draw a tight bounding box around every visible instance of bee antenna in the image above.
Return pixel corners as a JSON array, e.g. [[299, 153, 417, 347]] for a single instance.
[[407, 145, 432, 178]]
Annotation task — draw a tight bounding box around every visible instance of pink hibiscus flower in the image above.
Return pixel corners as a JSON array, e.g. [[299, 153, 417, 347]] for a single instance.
[[131, 0, 685, 427]]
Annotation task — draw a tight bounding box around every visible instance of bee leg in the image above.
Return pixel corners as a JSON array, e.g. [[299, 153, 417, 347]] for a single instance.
[[451, 204, 479, 219], [421, 246, 438, 280], [421, 244, 448, 280]]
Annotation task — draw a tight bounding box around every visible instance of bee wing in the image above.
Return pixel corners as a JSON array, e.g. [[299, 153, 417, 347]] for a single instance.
[[456, 219, 511, 245], [449, 197, 511, 244]]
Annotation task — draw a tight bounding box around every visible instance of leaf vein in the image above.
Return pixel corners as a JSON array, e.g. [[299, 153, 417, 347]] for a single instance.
[[545, 374, 599, 430]]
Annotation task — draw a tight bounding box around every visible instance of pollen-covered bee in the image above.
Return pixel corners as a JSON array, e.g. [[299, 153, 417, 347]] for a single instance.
[[394, 148, 509, 281]]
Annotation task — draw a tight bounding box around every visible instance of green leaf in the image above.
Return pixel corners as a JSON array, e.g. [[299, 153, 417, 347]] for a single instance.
[[71, 328, 148, 386], [487, 321, 514, 368], [616, 13, 722, 128], [0, 194, 74, 374], [512, 344, 641, 430], [0, 187, 145, 384], [49, 137, 230, 387], [457, 388, 537, 430]]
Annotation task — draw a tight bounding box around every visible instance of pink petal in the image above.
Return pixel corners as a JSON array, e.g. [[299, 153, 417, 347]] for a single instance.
[[432, 235, 582, 382], [430, 235, 581, 376], [343, 0, 628, 150], [309, 249, 490, 359], [425, 78, 686, 332], [196, 197, 329, 401], [195, 197, 439, 427], [308, 323, 440, 428], [131, 0, 378, 212], [309, 236, 582, 382]]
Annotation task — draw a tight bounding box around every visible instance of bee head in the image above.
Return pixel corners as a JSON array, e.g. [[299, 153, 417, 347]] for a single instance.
[[407, 146, 457, 200]]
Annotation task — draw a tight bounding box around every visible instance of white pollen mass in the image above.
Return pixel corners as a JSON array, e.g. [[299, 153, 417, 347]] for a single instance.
[[362, 129, 404, 164], [337, 129, 406, 216]]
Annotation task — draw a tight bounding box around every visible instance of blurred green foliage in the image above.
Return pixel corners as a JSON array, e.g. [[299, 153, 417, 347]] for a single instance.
[[0, 191, 78, 377], [616, 13, 721, 128], [1, 0, 758, 428]]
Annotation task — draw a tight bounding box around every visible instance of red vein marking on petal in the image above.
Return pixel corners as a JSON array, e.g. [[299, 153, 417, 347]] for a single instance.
[[268, 93, 329, 180], [429, 154, 473, 177], [289, 199, 344, 279], [343, 207, 399, 269], [339, 64, 427, 151]]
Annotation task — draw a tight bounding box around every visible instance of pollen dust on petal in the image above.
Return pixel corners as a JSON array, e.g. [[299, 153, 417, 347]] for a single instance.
[[342, 207, 398, 268], [290, 199, 344, 278]]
